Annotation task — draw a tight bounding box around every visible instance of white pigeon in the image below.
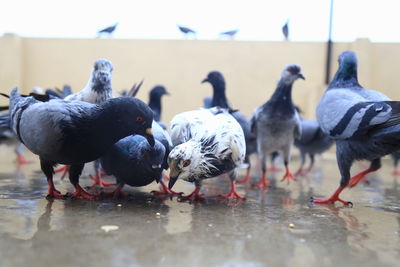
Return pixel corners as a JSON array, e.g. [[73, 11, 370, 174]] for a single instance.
[[167, 107, 246, 200]]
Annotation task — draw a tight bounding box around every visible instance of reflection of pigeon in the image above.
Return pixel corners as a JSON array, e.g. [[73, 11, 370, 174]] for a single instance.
[[201, 71, 256, 183], [219, 29, 238, 39], [7, 88, 155, 199], [314, 50, 400, 205], [294, 118, 334, 176], [97, 23, 118, 37], [251, 64, 304, 187], [177, 25, 196, 38], [168, 107, 246, 201], [282, 21, 289, 40]]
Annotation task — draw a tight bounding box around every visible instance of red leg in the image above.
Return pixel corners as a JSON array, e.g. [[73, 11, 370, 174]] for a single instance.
[[393, 168, 400, 176], [281, 166, 296, 183], [347, 167, 378, 188], [15, 154, 32, 165], [46, 179, 64, 199], [101, 186, 127, 199], [54, 165, 70, 180], [220, 181, 245, 200], [162, 171, 170, 182], [311, 186, 353, 206], [67, 184, 97, 200], [236, 167, 251, 184], [89, 173, 115, 187], [253, 171, 269, 188], [151, 180, 183, 195], [294, 167, 304, 177], [178, 186, 205, 201]]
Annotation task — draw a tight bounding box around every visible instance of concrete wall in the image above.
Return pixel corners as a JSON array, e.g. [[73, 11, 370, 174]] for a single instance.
[[1, 34, 399, 125]]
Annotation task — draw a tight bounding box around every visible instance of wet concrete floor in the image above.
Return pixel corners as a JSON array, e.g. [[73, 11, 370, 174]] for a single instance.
[[0, 145, 399, 267]]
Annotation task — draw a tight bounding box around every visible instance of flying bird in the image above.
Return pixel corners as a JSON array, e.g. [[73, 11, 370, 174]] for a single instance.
[[201, 71, 257, 184], [314, 50, 400, 205], [97, 23, 118, 37], [219, 29, 239, 39], [294, 118, 334, 176], [177, 25, 196, 39], [251, 64, 304, 187], [5, 88, 155, 199], [282, 21, 289, 41], [168, 107, 246, 201]]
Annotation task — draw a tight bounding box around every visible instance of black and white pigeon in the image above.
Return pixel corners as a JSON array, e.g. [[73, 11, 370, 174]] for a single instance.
[[6, 88, 155, 199], [100, 121, 171, 197], [201, 71, 257, 184], [148, 85, 169, 124], [314, 50, 400, 205], [219, 29, 239, 39], [177, 25, 196, 38], [282, 20, 289, 41], [294, 118, 334, 176], [97, 23, 118, 37], [168, 107, 246, 201], [251, 64, 304, 187]]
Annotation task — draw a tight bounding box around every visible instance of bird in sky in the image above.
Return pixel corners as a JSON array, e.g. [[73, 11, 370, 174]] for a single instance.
[[177, 25, 197, 39], [97, 23, 118, 37]]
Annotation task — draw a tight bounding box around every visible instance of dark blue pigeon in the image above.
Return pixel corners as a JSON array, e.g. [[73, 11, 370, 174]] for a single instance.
[[314, 50, 400, 205], [6, 88, 154, 199]]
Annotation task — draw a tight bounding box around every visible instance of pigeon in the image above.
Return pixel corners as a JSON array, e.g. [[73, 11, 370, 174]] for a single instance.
[[0, 112, 28, 164], [391, 151, 400, 175], [201, 71, 257, 184], [177, 25, 196, 38], [168, 107, 246, 201], [97, 23, 118, 37], [65, 59, 113, 104], [251, 64, 304, 187], [294, 118, 334, 176], [5, 88, 155, 199], [219, 29, 238, 39], [148, 85, 169, 123], [282, 20, 289, 41], [58, 59, 114, 182], [314, 50, 400, 205], [100, 121, 170, 198], [45, 85, 72, 99]]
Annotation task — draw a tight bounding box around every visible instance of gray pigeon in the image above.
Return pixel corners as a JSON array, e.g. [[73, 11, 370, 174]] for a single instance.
[[294, 118, 334, 176], [251, 64, 304, 187], [6, 88, 155, 199], [314, 50, 400, 205]]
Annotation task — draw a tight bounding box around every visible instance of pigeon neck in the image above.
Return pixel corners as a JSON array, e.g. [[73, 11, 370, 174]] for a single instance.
[[211, 82, 230, 109], [148, 95, 162, 117], [269, 79, 294, 105], [328, 62, 361, 89]]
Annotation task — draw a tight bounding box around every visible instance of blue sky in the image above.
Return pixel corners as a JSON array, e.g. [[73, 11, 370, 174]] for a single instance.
[[0, 0, 398, 42]]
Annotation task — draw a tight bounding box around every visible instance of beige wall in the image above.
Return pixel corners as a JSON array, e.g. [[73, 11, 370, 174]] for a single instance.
[[1, 34, 399, 125]]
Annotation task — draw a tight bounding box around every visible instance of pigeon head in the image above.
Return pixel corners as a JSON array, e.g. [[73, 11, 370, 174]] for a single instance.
[[202, 71, 225, 89], [92, 59, 113, 86], [329, 50, 360, 89], [280, 64, 305, 84], [149, 85, 169, 99], [101, 97, 155, 147], [138, 138, 166, 181]]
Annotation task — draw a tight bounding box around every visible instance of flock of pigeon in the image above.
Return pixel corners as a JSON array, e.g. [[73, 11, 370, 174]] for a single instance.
[[0, 50, 399, 206]]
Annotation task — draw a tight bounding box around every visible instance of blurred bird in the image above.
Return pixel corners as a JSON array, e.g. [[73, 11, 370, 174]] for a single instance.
[[282, 20, 289, 41], [251, 64, 304, 187], [294, 118, 334, 176], [168, 107, 246, 201], [4, 88, 155, 199], [148, 85, 169, 123], [314, 50, 400, 205], [177, 25, 196, 39], [97, 23, 118, 37], [201, 71, 257, 184], [45, 85, 72, 99], [219, 29, 238, 39]]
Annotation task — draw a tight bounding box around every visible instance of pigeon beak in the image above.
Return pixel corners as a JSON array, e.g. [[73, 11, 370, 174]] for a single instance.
[[145, 128, 155, 147], [201, 77, 209, 84], [168, 176, 178, 190], [298, 73, 305, 80]]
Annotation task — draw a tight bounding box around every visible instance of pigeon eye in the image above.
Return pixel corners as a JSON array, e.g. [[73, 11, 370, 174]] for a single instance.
[[136, 116, 144, 122], [183, 160, 191, 167]]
